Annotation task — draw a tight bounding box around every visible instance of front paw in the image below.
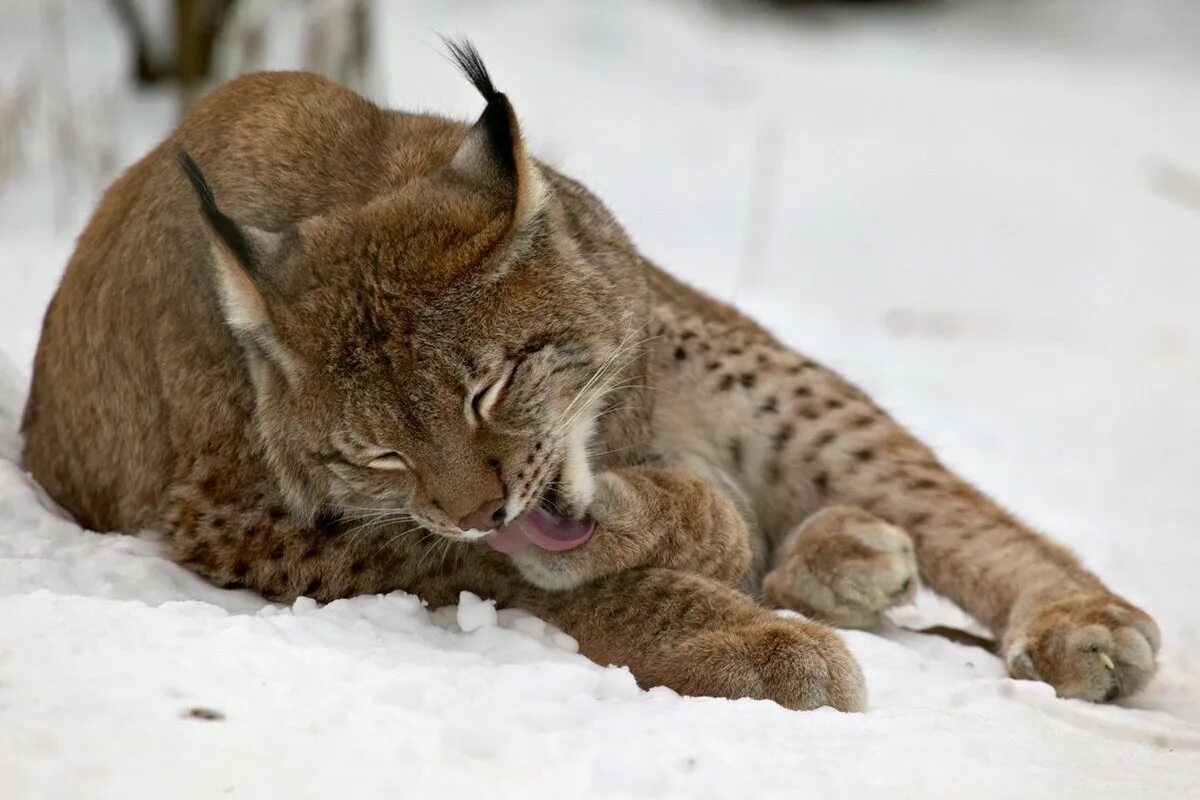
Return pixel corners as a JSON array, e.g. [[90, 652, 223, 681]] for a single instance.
[[508, 543, 597, 591], [1004, 594, 1160, 702], [650, 616, 868, 712], [505, 472, 625, 591], [509, 468, 751, 591]]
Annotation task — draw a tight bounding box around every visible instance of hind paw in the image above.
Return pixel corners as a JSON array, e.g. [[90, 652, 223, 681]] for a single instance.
[[762, 506, 918, 629], [1004, 594, 1159, 702]]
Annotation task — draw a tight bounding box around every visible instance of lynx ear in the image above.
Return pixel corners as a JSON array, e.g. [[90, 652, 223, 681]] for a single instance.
[[445, 39, 545, 224], [177, 151, 300, 381]]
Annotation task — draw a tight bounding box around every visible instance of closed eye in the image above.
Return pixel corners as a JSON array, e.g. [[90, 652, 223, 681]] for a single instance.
[[466, 364, 515, 426], [365, 451, 410, 471]]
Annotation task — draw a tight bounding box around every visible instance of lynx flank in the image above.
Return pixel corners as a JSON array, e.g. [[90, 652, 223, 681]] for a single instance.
[[22, 43, 1158, 710]]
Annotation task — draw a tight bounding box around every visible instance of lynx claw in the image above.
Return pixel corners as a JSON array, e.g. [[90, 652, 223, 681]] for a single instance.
[[1004, 594, 1159, 703]]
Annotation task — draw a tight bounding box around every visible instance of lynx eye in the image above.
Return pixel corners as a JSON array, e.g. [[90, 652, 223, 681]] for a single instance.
[[466, 364, 514, 426], [365, 452, 409, 471]]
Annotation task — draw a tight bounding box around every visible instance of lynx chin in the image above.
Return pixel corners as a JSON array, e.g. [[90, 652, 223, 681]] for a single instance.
[[21, 41, 1159, 711]]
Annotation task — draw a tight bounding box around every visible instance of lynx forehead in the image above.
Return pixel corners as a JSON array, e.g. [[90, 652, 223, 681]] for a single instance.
[[21, 42, 1159, 710]]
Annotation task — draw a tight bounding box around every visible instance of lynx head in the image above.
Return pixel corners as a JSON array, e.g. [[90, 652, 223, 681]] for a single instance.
[[179, 42, 646, 540]]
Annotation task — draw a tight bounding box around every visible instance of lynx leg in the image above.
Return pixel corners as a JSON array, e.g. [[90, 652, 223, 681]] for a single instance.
[[651, 310, 1160, 702], [161, 471, 502, 606], [515, 568, 867, 712], [803, 418, 1160, 701], [761, 506, 918, 628]]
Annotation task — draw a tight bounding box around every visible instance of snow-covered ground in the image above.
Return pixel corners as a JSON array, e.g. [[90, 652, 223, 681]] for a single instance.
[[2, 1, 1199, 797]]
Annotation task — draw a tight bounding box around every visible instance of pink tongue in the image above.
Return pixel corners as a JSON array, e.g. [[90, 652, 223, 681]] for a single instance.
[[486, 508, 595, 554]]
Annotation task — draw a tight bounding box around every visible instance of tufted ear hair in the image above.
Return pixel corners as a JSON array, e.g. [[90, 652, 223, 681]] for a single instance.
[[177, 150, 301, 384], [445, 39, 545, 225]]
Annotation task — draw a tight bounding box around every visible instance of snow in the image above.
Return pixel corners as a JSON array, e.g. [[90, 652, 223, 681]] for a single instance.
[[2, 0, 1199, 797]]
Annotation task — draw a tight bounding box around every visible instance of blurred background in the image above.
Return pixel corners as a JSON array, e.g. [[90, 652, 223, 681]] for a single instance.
[[0, 0, 1197, 654], [1, 1, 1198, 344]]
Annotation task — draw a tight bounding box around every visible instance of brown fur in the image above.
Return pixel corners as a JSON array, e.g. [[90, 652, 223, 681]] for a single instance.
[[21, 50, 1158, 710]]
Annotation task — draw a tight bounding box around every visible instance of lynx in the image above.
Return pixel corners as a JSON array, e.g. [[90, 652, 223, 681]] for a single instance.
[[21, 43, 1159, 710]]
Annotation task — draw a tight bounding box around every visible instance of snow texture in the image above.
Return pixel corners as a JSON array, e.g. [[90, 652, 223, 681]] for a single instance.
[[2, 0, 1199, 797]]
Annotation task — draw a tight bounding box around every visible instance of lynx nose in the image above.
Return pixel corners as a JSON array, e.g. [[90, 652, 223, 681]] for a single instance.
[[457, 498, 507, 533]]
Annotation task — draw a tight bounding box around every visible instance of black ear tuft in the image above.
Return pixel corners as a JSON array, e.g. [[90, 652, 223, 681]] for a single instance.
[[442, 39, 518, 178], [177, 149, 259, 275], [443, 37, 498, 103]]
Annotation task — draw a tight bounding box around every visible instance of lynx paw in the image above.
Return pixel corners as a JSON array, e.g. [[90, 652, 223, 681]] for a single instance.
[[509, 468, 749, 591], [660, 617, 867, 712], [1004, 594, 1160, 702], [508, 544, 593, 591], [762, 506, 918, 629]]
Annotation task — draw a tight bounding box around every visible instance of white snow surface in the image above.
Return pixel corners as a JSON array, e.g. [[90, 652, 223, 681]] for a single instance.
[[2, 1, 1199, 797]]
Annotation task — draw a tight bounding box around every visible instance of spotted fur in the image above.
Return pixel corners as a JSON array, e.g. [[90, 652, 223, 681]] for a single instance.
[[22, 48, 1157, 709]]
